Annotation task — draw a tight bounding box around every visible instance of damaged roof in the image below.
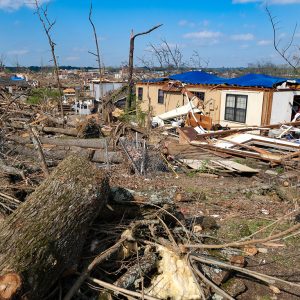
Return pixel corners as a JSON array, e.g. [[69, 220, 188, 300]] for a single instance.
[[169, 71, 224, 85], [142, 71, 300, 89], [225, 73, 287, 88]]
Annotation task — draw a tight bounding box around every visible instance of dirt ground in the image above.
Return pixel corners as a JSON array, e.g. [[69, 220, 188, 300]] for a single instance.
[[111, 165, 300, 300]]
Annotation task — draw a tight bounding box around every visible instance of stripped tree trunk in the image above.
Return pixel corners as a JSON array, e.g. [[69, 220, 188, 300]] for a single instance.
[[0, 155, 109, 299]]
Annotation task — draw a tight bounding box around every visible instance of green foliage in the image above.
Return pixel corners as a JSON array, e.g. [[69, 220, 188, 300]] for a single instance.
[[27, 88, 60, 105], [275, 166, 284, 174]]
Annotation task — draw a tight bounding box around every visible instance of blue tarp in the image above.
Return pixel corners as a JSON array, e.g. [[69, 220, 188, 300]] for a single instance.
[[142, 78, 167, 83], [224, 73, 287, 88], [143, 71, 300, 88], [169, 71, 225, 85], [10, 75, 24, 81]]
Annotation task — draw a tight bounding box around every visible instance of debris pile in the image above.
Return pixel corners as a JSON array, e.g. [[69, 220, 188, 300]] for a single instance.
[[0, 88, 299, 300]]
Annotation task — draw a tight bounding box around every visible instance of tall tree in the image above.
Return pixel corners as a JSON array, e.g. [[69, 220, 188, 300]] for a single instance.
[[0, 54, 6, 72], [88, 1, 105, 119], [266, 6, 299, 74], [34, 0, 64, 120], [127, 24, 162, 111]]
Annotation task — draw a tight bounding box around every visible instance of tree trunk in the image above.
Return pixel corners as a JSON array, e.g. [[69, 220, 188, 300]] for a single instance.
[[7, 136, 107, 149], [127, 34, 135, 111], [0, 155, 109, 299]]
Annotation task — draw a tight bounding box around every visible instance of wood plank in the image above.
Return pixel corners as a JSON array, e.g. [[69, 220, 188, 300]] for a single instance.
[[218, 160, 259, 173], [179, 158, 259, 173]]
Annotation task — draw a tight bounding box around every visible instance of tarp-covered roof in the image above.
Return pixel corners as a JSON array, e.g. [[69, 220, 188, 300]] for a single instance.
[[169, 71, 224, 85], [224, 73, 287, 88], [142, 78, 167, 83], [142, 71, 300, 88]]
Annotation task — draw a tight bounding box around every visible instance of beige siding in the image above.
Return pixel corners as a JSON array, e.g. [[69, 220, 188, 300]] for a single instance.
[[219, 90, 264, 127], [136, 83, 222, 122]]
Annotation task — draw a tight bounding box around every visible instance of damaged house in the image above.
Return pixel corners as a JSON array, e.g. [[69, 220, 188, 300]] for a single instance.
[[136, 71, 300, 127]]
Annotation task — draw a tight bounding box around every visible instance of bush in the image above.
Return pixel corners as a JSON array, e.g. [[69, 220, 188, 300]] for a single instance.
[[27, 88, 60, 105]]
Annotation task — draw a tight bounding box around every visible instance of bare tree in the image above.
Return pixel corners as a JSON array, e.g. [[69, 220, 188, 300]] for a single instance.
[[138, 40, 184, 76], [0, 54, 6, 72], [266, 6, 300, 73], [34, 0, 64, 120], [161, 39, 184, 70], [139, 41, 208, 75], [88, 1, 105, 118], [189, 50, 209, 70], [127, 24, 163, 110], [12, 55, 21, 73]]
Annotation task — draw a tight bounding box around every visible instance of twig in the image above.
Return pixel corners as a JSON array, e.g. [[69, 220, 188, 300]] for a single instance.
[[190, 255, 300, 288], [28, 125, 49, 177], [160, 153, 179, 178], [157, 216, 178, 249], [63, 237, 126, 300], [237, 209, 299, 242], [88, 276, 160, 300], [184, 223, 300, 249], [186, 255, 206, 300], [190, 259, 234, 300]]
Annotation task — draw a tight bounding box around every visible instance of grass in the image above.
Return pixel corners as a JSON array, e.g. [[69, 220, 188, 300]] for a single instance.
[[27, 88, 60, 105], [217, 218, 272, 241]]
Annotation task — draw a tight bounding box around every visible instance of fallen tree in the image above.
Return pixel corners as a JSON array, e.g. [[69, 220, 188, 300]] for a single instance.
[[0, 155, 109, 299], [7, 135, 107, 149]]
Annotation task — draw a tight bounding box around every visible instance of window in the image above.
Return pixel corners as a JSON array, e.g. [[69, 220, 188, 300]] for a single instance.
[[158, 89, 164, 104], [138, 87, 143, 100], [225, 94, 247, 123], [191, 91, 205, 100]]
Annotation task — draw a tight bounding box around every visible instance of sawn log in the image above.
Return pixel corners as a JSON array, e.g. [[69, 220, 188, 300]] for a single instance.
[[0, 155, 109, 299]]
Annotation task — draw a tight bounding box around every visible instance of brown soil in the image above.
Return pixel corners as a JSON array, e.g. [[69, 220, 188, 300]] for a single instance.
[[110, 165, 300, 299]]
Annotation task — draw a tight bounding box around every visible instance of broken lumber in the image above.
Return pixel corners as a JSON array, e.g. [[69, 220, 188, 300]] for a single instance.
[[0, 155, 109, 299], [8, 122, 78, 137]]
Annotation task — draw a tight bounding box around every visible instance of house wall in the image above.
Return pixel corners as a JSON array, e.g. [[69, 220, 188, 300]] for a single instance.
[[136, 84, 221, 120], [219, 90, 264, 127], [270, 90, 300, 123], [90, 82, 123, 101]]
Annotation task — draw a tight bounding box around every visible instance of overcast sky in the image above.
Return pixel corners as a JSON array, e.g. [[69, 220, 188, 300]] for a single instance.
[[0, 0, 300, 68]]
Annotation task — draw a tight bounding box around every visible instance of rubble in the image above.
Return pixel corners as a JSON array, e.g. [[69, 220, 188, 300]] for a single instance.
[[0, 74, 299, 300]]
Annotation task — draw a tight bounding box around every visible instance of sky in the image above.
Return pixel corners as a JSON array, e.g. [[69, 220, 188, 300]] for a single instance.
[[0, 0, 300, 68]]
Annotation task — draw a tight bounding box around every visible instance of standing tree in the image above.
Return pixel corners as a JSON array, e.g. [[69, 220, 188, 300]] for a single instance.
[[0, 54, 6, 72], [34, 0, 64, 120], [139, 42, 208, 75], [266, 6, 300, 74], [88, 1, 105, 119], [189, 50, 209, 70], [127, 24, 163, 111]]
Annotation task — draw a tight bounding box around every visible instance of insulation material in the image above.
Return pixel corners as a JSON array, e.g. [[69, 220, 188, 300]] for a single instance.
[[146, 246, 200, 300]]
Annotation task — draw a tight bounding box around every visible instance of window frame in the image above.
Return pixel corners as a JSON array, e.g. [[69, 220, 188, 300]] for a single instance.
[[158, 89, 164, 104], [191, 91, 205, 101], [224, 94, 248, 123], [137, 87, 143, 101]]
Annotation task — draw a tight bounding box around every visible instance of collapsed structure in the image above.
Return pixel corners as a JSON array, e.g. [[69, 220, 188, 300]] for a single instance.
[[136, 71, 300, 128]]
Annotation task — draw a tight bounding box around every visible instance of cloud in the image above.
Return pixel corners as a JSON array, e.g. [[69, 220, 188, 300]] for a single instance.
[[231, 33, 255, 41], [240, 44, 249, 48], [65, 56, 80, 61], [233, 0, 300, 4], [257, 39, 272, 45], [7, 49, 29, 55], [202, 20, 210, 27], [183, 30, 222, 39], [178, 20, 195, 27], [0, 0, 51, 11]]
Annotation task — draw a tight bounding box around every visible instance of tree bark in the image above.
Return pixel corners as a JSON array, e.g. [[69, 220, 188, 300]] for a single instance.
[[7, 135, 107, 149], [0, 155, 109, 299], [126, 24, 162, 110]]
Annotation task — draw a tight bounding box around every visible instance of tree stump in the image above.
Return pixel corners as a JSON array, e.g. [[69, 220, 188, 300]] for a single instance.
[[0, 155, 109, 299]]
